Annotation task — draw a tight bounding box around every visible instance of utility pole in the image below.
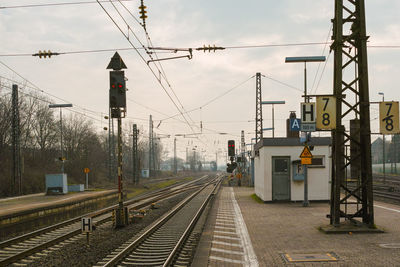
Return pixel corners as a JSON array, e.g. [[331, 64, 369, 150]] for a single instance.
[[174, 137, 177, 174], [330, 0, 375, 228], [49, 103, 73, 174], [152, 133, 157, 174], [379, 92, 386, 181], [107, 111, 112, 180], [111, 117, 116, 182], [132, 124, 139, 184], [241, 130, 246, 175], [216, 151, 218, 171], [148, 115, 153, 177], [255, 73, 263, 146], [12, 84, 21, 195], [107, 51, 128, 228]]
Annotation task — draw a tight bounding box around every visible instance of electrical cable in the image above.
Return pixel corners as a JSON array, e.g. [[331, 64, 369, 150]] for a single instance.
[[116, 0, 198, 128], [261, 74, 302, 92], [0, 0, 135, 9], [159, 75, 255, 123], [1, 43, 400, 58], [311, 25, 332, 94], [96, 0, 197, 136]]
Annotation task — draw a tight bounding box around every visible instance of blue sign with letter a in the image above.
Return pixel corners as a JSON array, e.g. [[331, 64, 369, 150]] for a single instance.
[[290, 118, 301, 132]]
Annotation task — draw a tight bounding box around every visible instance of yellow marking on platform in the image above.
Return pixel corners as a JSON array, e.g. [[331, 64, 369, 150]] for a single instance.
[[284, 253, 338, 262]]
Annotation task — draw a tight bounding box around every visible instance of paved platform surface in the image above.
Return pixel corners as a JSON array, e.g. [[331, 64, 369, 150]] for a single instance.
[[194, 186, 400, 266], [0, 190, 116, 217]]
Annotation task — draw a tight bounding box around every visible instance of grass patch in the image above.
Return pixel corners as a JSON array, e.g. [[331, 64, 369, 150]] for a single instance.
[[149, 179, 178, 190], [250, 193, 264, 204], [126, 188, 147, 199]]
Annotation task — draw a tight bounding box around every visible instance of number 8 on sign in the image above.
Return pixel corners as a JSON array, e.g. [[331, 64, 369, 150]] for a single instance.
[[379, 101, 400, 134], [316, 96, 336, 130]]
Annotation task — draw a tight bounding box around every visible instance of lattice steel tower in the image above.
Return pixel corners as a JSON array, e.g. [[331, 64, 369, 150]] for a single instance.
[[330, 0, 374, 226], [132, 124, 139, 184], [255, 73, 263, 145]]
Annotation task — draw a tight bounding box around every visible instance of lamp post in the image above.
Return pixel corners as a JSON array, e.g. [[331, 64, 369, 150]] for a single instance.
[[261, 101, 285, 138], [49, 103, 73, 173], [285, 56, 326, 207], [378, 92, 385, 182]]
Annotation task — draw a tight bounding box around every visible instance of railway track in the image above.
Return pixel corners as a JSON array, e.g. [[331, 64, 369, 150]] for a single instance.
[[0, 175, 210, 266], [372, 174, 400, 202], [94, 175, 222, 267]]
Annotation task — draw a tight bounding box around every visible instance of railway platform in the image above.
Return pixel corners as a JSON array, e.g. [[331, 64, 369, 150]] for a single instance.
[[0, 190, 116, 217], [193, 186, 400, 266]]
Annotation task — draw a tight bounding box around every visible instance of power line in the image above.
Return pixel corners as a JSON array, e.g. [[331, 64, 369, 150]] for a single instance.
[[311, 25, 332, 94], [261, 74, 302, 92], [222, 42, 331, 49], [0, 0, 135, 9], [96, 0, 198, 137], [1, 84, 104, 124], [116, 0, 198, 128], [2, 43, 400, 58], [159, 75, 255, 123]]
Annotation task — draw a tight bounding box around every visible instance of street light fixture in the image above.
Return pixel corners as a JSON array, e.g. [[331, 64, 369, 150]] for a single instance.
[[48, 103, 73, 173], [378, 92, 385, 182], [261, 100, 286, 138], [285, 55, 325, 207]]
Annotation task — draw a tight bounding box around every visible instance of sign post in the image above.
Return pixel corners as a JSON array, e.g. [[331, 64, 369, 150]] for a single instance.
[[81, 217, 92, 245], [84, 168, 90, 190], [300, 145, 313, 207]]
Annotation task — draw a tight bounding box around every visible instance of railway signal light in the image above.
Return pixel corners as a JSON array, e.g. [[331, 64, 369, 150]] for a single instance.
[[226, 162, 238, 173], [109, 70, 126, 109], [228, 140, 235, 157]]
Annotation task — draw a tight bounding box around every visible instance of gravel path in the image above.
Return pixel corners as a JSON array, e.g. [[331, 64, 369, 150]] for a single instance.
[[26, 191, 192, 267]]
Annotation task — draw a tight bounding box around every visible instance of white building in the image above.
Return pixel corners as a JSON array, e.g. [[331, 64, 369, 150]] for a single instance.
[[254, 137, 331, 202]]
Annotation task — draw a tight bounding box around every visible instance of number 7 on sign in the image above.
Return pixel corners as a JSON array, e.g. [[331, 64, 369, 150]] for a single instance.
[[379, 101, 400, 134], [316, 96, 336, 130]]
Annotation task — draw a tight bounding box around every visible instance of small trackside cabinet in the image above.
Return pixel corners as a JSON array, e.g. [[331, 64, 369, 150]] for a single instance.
[[292, 160, 305, 181]]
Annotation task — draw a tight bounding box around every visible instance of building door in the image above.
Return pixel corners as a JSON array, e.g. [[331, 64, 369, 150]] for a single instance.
[[272, 157, 290, 200]]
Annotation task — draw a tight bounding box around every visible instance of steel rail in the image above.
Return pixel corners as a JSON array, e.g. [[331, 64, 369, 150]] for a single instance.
[[98, 175, 220, 267], [163, 177, 222, 266], [0, 176, 208, 266], [0, 175, 207, 249]]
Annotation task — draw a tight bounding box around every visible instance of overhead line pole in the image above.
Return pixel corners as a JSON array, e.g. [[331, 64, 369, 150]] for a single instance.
[[255, 73, 263, 148], [330, 0, 374, 227], [12, 84, 21, 195]]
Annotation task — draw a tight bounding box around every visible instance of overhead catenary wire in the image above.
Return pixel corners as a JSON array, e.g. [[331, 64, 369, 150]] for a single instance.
[[114, 0, 199, 128], [158, 75, 255, 123], [0, 84, 105, 125], [0, 0, 135, 9], [1, 42, 400, 58], [0, 62, 151, 127], [261, 74, 302, 92], [311, 25, 333, 94], [96, 0, 198, 137]]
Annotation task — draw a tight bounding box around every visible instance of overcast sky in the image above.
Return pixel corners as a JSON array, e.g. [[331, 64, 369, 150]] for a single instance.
[[0, 0, 399, 163]]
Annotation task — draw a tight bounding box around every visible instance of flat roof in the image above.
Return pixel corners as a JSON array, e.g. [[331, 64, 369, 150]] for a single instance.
[[254, 137, 331, 151]]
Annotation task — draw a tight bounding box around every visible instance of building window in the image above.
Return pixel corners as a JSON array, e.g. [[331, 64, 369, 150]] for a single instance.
[[309, 156, 325, 168]]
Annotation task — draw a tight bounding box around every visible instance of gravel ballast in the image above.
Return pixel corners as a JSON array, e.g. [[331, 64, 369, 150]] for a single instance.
[[26, 191, 192, 267]]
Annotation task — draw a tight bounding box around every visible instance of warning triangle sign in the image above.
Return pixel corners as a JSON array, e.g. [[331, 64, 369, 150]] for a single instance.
[[300, 145, 313, 158]]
